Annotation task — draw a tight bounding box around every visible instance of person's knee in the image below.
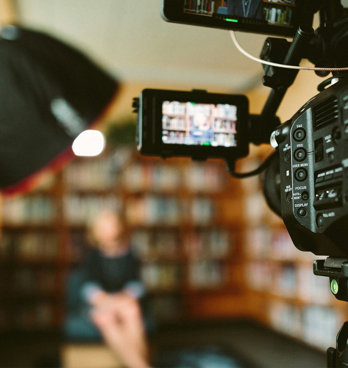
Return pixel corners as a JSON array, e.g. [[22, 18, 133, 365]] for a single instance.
[[122, 299, 142, 321]]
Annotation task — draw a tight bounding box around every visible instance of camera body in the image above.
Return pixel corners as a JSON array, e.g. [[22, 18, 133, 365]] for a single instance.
[[274, 79, 348, 256], [136, 88, 249, 161]]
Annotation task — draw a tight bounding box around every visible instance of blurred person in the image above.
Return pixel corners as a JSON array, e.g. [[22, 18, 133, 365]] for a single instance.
[[65, 209, 150, 368], [227, 0, 263, 20]]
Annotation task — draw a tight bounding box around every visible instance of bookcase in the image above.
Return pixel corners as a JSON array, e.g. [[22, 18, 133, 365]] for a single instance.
[[2, 144, 345, 351], [184, 0, 226, 15], [0, 148, 246, 331]]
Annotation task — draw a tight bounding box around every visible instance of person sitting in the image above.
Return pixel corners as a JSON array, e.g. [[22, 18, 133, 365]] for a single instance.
[[227, 0, 264, 20], [64, 209, 150, 368]]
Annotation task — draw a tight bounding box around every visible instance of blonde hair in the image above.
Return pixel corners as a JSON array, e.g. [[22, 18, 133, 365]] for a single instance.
[[86, 209, 129, 247]]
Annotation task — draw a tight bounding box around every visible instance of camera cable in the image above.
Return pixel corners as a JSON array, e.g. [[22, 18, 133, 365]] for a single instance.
[[230, 31, 348, 72], [226, 151, 276, 178]]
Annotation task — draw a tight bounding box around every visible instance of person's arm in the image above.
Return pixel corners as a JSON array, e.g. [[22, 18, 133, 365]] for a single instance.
[[122, 251, 146, 299], [123, 280, 146, 299]]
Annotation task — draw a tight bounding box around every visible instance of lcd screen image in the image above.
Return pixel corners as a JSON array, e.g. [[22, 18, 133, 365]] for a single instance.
[[162, 101, 237, 147], [183, 0, 296, 28]]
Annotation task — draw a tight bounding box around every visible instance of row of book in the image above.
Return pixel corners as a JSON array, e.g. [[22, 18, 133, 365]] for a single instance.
[[184, 229, 232, 259], [125, 196, 215, 225], [265, 5, 293, 25], [245, 260, 332, 304], [245, 226, 316, 262], [62, 151, 230, 193], [163, 101, 237, 121], [12, 270, 57, 293], [63, 195, 121, 225], [265, 0, 295, 4], [132, 230, 180, 260], [122, 163, 182, 192], [122, 161, 226, 193], [64, 147, 135, 191], [64, 155, 119, 190], [0, 302, 56, 329], [269, 301, 343, 350], [131, 229, 232, 261], [140, 260, 229, 290], [188, 260, 227, 288], [2, 196, 56, 225], [213, 119, 236, 132], [162, 116, 186, 131], [184, 0, 217, 15], [141, 263, 182, 290], [0, 232, 58, 261], [2, 194, 221, 229]]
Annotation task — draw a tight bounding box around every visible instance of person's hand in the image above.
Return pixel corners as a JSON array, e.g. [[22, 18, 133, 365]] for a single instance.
[[90, 308, 115, 329], [90, 290, 117, 311], [90, 290, 139, 314]]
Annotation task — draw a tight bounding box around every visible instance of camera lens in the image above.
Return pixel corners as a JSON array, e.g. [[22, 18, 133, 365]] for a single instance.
[[295, 168, 307, 181], [293, 128, 306, 142], [294, 148, 307, 161]]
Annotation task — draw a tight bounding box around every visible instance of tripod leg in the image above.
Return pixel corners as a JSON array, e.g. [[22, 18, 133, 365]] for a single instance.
[[328, 322, 348, 368], [327, 347, 336, 368]]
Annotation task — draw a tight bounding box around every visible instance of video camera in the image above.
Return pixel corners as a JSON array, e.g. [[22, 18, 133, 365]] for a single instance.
[[133, 1, 348, 364]]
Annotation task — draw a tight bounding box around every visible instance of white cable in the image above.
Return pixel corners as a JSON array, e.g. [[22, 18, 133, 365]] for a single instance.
[[230, 31, 348, 72]]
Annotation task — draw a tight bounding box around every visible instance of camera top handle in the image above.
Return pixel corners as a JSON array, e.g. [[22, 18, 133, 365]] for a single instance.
[[247, 0, 347, 147]]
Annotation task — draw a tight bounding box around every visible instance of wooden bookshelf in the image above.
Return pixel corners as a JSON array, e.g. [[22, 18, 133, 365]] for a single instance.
[[0, 148, 247, 331]]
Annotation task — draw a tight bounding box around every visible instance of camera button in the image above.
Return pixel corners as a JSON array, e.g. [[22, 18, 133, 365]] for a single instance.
[[295, 168, 307, 181], [294, 148, 307, 161], [297, 208, 307, 217], [301, 191, 309, 201], [293, 128, 306, 142], [316, 214, 324, 227]]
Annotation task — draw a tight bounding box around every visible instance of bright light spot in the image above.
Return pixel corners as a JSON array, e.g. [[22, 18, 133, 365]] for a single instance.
[[72, 130, 105, 157]]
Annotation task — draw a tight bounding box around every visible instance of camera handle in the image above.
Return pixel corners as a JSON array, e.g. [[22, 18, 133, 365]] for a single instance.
[[313, 258, 348, 367], [248, 24, 314, 145], [248, 0, 347, 146]]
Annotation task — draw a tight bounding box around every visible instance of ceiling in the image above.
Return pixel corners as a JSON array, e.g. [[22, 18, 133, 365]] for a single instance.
[[15, 0, 267, 92]]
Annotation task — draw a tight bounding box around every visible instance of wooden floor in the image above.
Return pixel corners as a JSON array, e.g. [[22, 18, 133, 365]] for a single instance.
[[0, 319, 326, 368]]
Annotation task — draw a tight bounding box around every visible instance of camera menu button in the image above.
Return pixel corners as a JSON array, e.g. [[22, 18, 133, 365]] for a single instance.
[[295, 168, 307, 181]]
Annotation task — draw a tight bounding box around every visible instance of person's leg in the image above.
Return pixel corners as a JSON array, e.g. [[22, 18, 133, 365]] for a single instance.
[[92, 306, 150, 368], [113, 297, 149, 362]]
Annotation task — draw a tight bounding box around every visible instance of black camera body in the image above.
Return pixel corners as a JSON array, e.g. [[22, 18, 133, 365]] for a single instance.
[[136, 88, 249, 161], [274, 79, 348, 257]]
